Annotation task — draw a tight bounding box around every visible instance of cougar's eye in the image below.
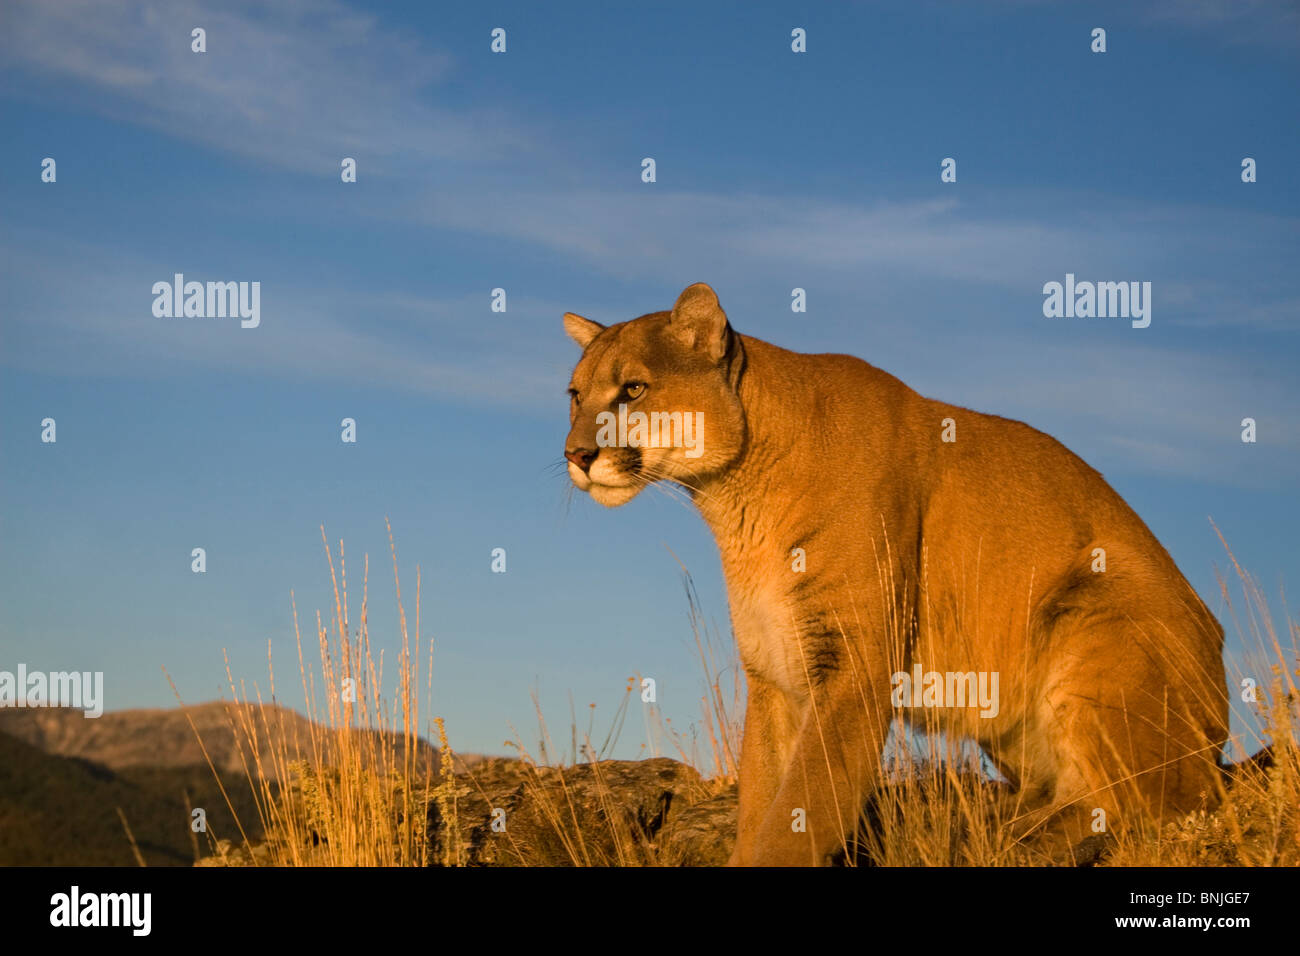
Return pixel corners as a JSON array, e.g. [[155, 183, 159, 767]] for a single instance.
[[623, 382, 647, 400]]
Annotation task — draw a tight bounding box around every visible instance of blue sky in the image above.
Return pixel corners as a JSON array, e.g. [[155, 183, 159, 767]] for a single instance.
[[1, 0, 1296, 762]]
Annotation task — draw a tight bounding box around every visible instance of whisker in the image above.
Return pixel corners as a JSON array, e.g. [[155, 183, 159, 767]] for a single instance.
[[633, 469, 697, 512], [638, 462, 714, 508], [637, 460, 704, 494]]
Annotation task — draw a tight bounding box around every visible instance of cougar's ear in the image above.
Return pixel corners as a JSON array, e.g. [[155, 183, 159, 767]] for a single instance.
[[563, 312, 605, 348], [669, 282, 730, 361]]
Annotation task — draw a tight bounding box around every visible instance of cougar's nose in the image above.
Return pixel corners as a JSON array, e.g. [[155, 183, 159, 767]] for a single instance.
[[565, 447, 597, 472]]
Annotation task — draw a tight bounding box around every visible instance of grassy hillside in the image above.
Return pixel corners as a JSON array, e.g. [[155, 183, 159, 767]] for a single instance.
[[0, 701, 443, 779], [0, 729, 266, 866]]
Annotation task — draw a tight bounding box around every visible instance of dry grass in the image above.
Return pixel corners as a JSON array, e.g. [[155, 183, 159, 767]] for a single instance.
[[183, 520, 435, 866], [192, 523, 1296, 867], [472, 570, 739, 866]]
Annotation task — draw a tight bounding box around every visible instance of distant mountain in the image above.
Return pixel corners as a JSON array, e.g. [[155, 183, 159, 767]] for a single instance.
[[0, 702, 486, 866], [0, 730, 263, 865], [0, 701, 450, 779]]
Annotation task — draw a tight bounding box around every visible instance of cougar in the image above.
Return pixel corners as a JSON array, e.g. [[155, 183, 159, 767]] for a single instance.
[[562, 282, 1228, 865]]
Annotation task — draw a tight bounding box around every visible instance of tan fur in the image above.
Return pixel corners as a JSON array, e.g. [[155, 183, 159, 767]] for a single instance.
[[563, 283, 1228, 866]]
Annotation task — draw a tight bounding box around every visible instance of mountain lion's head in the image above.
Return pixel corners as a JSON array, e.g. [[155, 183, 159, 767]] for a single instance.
[[563, 283, 747, 507]]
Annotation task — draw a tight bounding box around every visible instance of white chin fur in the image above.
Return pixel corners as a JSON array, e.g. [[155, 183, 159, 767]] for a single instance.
[[587, 483, 642, 507], [568, 461, 642, 507]]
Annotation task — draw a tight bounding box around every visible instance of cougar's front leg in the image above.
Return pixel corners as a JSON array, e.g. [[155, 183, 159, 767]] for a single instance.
[[728, 672, 795, 865], [747, 670, 894, 866]]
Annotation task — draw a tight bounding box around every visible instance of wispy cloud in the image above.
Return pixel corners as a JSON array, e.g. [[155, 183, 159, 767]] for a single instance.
[[942, 0, 1300, 50], [923, 337, 1300, 488], [417, 189, 1103, 286], [0, 0, 533, 171], [408, 180, 1300, 313], [0, 236, 569, 407], [1140, 0, 1300, 50]]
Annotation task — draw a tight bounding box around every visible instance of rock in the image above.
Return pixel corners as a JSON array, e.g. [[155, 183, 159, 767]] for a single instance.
[[657, 785, 738, 866], [194, 838, 276, 867], [196, 756, 738, 867], [428, 756, 724, 866], [1068, 833, 1116, 867]]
